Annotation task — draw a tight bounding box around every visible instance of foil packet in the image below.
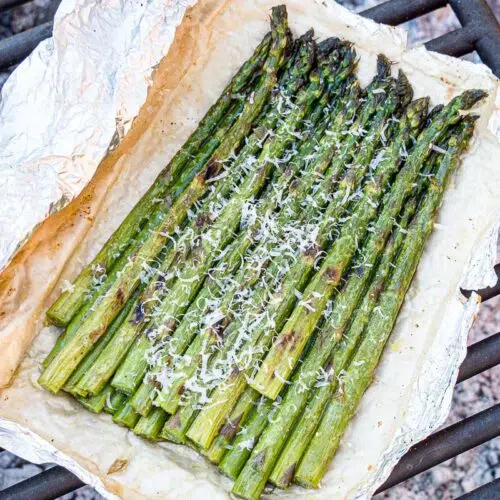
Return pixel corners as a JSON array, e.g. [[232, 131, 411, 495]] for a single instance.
[[0, 0, 499, 498]]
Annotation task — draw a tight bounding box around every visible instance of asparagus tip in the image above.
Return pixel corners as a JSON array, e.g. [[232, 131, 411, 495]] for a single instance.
[[376, 53, 392, 80], [395, 69, 413, 107], [407, 96, 431, 130], [270, 4, 288, 27], [299, 28, 315, 42], [457, 89, 488, 109], [317, 36, 343, 56]]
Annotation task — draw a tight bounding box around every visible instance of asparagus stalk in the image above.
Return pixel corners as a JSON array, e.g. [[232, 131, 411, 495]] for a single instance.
[[104, 389, 127, 414], [38, 6, 291, 394], [110, 68, 326, 396], [250, 90, 484, 401], [154, 55, 358, 417], [295, 117, 478, 488], [269, 190, 422, 487], [113, 402, 140, 429], [62, 286, 142, 394], [160, 407, 193, 444], [186, 63, 405, 450], [46, 32, 272, 328], [219, 396, 276, 479], [133, 407, 169, 440], [77, 385, 112, 414], [203, 388, 261, 464], [232, 93, 484, 500]]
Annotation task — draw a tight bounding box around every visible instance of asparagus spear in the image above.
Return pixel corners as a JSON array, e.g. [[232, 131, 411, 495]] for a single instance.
[[295, 117, 478, 488], [186, 63, 405, 450], [77, 385, 112, 414], [104, 389, 127, 414], [154, 54, 358, 417], [270, 189, 423, 487], [38, 6, 290, 394], [46, 32, 272, 328], [203, 388, 261, 464], [219, 396, 276, 479], [109, 68, 326, 396], [113, 402, 140, 429], [250, 90, 484, 401], [62, 286, 142, 394], [232, 93, 484, 500], [133, 407, 169, 440], [160, 406, 194, 444]]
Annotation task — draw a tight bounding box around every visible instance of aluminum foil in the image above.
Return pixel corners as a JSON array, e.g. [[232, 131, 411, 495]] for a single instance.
[[0, 0, 196, 271], [0, 0, 499, 498]]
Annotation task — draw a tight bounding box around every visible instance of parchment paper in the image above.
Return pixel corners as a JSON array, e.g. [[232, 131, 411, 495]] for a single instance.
[[0, 0, 499, 498]]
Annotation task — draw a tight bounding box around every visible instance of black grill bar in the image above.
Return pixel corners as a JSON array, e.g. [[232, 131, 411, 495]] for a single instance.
[[362, 0, 500, 77], [457, 477, 500, 500], [0, 466, 83, 500], [462, 264, 500, 302], [450, 0, 500, 76], [425, 26, 477, 57], [362, 0, 448, 24], [457, 332, 500, 383], [0, 22, 53, 69], [375, 404, 500, 494], [0, 0, 31, 13]]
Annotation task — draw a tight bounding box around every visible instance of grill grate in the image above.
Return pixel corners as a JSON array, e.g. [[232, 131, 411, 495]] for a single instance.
[[0, 0, 499, 499]]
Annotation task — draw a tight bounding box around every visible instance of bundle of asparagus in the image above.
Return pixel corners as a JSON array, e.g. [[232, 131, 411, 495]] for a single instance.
[[38, 4, 485, 499]]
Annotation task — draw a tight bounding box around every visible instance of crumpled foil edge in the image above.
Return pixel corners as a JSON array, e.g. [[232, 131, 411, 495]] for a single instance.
[[0, 416, 119, 498], [0, 0, 196, 270]]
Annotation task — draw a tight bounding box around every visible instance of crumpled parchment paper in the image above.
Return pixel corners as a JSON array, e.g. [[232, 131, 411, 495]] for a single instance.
[[0, 0, 499, 498]]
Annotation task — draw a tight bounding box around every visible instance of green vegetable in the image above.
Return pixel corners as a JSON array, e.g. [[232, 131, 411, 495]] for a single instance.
[[232, 93, 484, 499], [133, 407, 169, 440], [295, 116, 478, 488], [46, 31, 272, 328], [38, 5, 290, 394]]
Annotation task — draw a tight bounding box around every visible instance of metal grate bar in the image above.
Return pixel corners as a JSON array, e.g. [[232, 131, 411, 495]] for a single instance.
[[0, 0, 31, 13], [450, 0, 500, 76], [457, 477, 500, 500], [362, 0, 448, 24], [425, 26, 477, 57], [0, 466, 83, 500], [376, 404, 500, 493], [462, 264, 500, 302], [457, 332, 500, 383], [362, 0, 500, 77], [0, 22, 53, 69]]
